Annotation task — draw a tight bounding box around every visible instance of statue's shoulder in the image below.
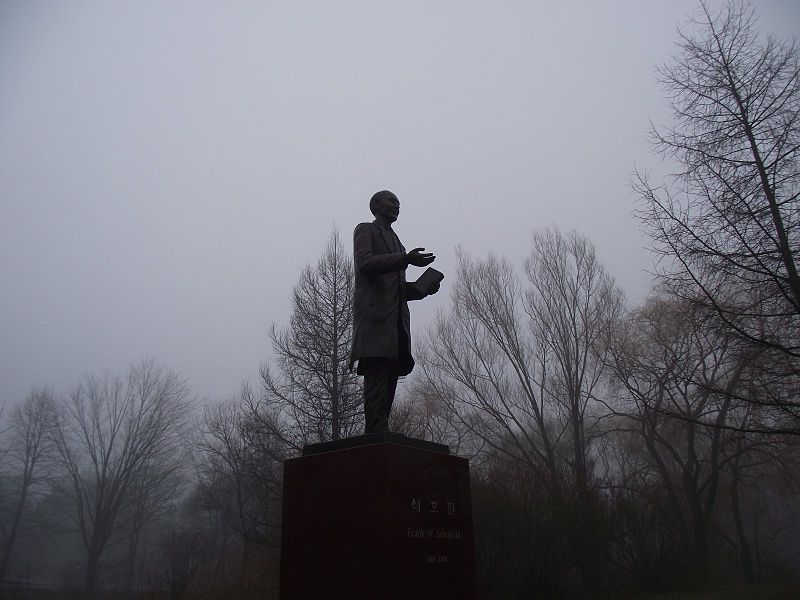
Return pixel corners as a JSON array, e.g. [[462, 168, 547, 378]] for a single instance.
[[354, 221, 376, 235]]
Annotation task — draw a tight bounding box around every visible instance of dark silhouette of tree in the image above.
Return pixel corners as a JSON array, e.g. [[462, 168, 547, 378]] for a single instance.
[[159, 526, 207, 600], [420, 229, 622, 493], [418, 228, 623, 595], [606, 295, 798, 585], [192, 383, 286, 597], [196, 386, 284, 558], [608, 297, 749, 581], [260, 229, 363, 446], [0, 389, 56, 583], [51, 359, 191, 594], [634, 0, 800, 430]]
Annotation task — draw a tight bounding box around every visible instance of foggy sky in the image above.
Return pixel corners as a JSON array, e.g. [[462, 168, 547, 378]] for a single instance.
[[2, 0, 798, 406]]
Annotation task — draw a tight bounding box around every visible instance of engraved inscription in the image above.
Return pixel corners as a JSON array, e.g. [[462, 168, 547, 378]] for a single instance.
[[406, 527, 462, 540], [409, 496, 457, 516]]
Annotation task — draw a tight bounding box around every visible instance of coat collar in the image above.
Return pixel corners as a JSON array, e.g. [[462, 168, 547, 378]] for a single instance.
[[373, 219, 398, 252], [373, 218, 393, 231]]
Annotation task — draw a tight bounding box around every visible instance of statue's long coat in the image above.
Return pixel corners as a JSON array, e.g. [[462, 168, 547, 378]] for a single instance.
[[349, 220, 424, 375]]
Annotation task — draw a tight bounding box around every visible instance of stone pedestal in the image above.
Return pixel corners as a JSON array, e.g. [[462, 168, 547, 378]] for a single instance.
[[279, 433, 478, 600]]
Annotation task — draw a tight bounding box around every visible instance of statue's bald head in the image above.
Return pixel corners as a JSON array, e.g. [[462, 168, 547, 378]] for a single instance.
[[369, 190, 398, 216]]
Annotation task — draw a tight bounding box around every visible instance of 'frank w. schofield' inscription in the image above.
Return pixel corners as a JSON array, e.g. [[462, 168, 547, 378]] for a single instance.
[[407, 528, 463, 540]]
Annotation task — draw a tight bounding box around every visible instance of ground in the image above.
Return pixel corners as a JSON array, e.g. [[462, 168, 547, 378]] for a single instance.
[[638, 581, 800, 599]]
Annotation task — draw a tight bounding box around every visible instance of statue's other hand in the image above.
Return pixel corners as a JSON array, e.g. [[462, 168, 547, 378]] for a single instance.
[[428, 281, 441, 295], [407, 247, 435, 267]]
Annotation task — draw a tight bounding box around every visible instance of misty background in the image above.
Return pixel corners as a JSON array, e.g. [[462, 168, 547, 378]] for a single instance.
[[2, 0, 798, 404]]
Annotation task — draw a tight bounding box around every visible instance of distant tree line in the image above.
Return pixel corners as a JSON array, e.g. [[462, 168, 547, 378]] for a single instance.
[[0, 360, 195, 598], [1, 1, 798, 598]]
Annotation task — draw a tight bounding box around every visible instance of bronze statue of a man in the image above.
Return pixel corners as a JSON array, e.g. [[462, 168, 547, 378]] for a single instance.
[[349, 190, 440, 433]]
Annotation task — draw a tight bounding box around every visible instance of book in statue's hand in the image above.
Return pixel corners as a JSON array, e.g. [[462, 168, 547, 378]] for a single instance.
[[413, 267, 445, 295]]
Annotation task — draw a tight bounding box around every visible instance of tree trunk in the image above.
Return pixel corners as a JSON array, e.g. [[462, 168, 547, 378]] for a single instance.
[[730, 457, 756, 583], [84, 545, 101, 597], [0, 480, 31, 583]]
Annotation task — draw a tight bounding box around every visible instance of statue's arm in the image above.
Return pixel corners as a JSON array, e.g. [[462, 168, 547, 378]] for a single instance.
[[353, 223, 407, 276]]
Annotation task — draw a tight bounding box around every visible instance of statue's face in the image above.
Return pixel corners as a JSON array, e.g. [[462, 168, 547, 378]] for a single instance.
[[374, 195, 400, 223]]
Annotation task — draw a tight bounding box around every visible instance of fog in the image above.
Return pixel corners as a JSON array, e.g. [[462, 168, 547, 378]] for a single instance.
[[2, 0, 798, 402]]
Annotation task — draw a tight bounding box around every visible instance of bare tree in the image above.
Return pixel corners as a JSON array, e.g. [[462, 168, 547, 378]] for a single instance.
[[159, 526, 207, 600], [260, 229, 362, 446], [195, 387, 284, 558], [419, 251, 557, 483], [524, 228, 624, 495], [118, 453, 187, 590], [192, 385, 285, 597], [0, 389, 56, 583], [420, 229, 622, 489], [418, 228, 623, 594], [607, 296, 776, 581], [51, 359, 192, 594], [634, 0, 800, 428], [389, 382, 479, 455]]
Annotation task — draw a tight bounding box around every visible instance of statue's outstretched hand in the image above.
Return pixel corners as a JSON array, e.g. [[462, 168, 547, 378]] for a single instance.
[[406, 247, 435, 267]]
